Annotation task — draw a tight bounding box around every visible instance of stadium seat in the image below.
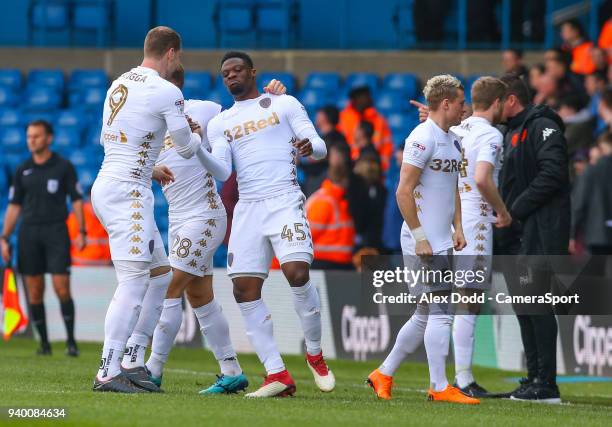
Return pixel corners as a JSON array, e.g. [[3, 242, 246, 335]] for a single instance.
[[76, 166, 97, 192], [215, 0, 256, 48], [383, 73, 419, 98], [375, 90, 410, 115], [304, 72, 341, 93], [55, 109, 88, 131], [54, 127, 82, 151], [23, 86, 61, 111], [207, 88, 235, 110], [184, 72, 212, 95], [0, 70, 23, 91], [0, 87, 18, 108], [3, 152, 29, 176], [69, 69, 108, 90], [255, 0, 298, 48], [344, 73, 380, 94], [86, 125, 102, 147], [27, 69, 65, 92], [0, 109, 22, 127], [386, 112, 416, 133], [257, 72, 296, 93], [0, 127, 26, 153], [72, 0, 113, 47], [298, 88, 331, 116], [22, 111, 57, 127], [78, 86, 106, 111]]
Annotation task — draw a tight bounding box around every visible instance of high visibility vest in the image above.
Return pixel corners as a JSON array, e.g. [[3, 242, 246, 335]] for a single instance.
[[306, 179, 355, 264], [66, 201, 112, 266], [599, 19, 612, 51], [571, 41, 596, 75]]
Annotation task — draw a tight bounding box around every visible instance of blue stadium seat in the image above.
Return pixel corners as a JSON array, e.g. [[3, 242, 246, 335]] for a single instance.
[[386, 112, 414, 132], [30, 1, 70, 29], [76, 166, 97, 193], [3, 153, 29, 176], [78, 86, 106, 111], [0, 127, 26, 153], [257, 72, 296, 94], [72, 0, 113, 47], [0, 109, 22, 127], [298, 88, 331, 116], [0, 70, 23, 91], [215, 0, 256, 48], [69, 69, 108, 90], [86, 125, 102, 147], [0, 87, 18, 108], [22, 111, 57, 127], [344, 73, 380, 93], [207, 88, 235, 110], [255, 0, 298, 48], [383, 73, 419, 98], [54, 127, 82, 151], [304, 72, 341, 93], [55, 109, 88, 131], [184, 72, 212, 95], [23, 86, 61, 111], [182, 87, 208, 101], [27, 69, 65, 92], [375, 90, 410, 114]]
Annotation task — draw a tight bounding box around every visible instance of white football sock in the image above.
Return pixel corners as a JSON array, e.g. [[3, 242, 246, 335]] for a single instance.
[[97, 266, 149, 380], [453, 314, 477, 388], [194, 299, 242, 377], [290, 281, 322, 356], [425, 314, 453, 392], [123, 270, 172, 369], [379, 313, 427, 376], [238, 299, 285, 375], [147, 297, 183, 378]]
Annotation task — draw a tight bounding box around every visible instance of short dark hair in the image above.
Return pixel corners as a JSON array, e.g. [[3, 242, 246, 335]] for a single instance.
[[169, 64, 185, 90], [358, 120, 375, 140], [561, 18, 585, 38], [507, 48, 523, 59], [500, 72, 531, 106], [221, 51, 254, 69], [144, 26, 181, 59], [319, 105, 340, 126], [27, 119, 53, 135], [588, 70, 608, 83], [531, 63, 546, 74], [558, 93, 587, 112], [349, 86, 371, 100]]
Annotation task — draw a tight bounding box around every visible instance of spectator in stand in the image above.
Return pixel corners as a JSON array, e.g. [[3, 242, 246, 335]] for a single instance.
[[528, 63, 546, 96], [590, 46, 609, 73], [381, 144, 405, 253], [545, 55, 588, 104], [598, 17, 612, 52], [338, 86, 393, 173], [352, 121, 379, 160], [585, 70, 608, 135], [571, 132, 612, 255], [560, 18, 597, 75], [502, 49, 529, 78], [532, 71, 559, 106], [66, 197, 111, 266], [315, 105, 347, 143], [306, 142, 356, 270], [557, 93, 595, 156], [597, 86, 612, 130]]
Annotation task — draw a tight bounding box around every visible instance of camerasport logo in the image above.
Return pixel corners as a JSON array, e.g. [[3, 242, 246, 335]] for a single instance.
[[572, 315, 612, 376]]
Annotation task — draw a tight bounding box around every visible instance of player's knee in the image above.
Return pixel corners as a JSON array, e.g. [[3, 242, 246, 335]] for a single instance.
[[281, 262, 310, 286], [54, 286, 71, 302], [150, 265, 171, 277], [232, 285, 260, 303]]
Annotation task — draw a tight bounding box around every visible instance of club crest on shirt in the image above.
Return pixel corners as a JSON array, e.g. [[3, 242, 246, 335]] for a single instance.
[[259, 97, 271, 108], [47, 179, 59, 194]]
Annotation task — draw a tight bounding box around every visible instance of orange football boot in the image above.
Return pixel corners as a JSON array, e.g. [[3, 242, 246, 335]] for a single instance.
[[427, 384, 480, 404], [366, 369, 393, 400]]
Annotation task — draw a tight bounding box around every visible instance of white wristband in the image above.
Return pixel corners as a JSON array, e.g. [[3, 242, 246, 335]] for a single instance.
[[411, 226, 427, 242]]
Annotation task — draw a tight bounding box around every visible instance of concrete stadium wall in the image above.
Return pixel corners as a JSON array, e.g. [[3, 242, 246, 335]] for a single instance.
[[1, 48, 544, 81]]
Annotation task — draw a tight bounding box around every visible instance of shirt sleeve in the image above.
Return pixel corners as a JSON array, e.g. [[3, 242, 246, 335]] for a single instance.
[[201, 116, 233, 181], [402, 127, 434, 169], [65, 161, 83, 202], [476, 132, 503, 165], [8, 166, 24, 205], [152, 82, 191, 133], [188, 101, 223, 150], [282, 95, 327, 160]]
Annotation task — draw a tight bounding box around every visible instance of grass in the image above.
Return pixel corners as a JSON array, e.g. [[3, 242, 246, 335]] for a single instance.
[[0, 338, 611, 426]]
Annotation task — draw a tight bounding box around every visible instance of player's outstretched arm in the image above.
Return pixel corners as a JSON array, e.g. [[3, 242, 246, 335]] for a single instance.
[[193, 117, 232, 182], [284, 96, 327, 160]]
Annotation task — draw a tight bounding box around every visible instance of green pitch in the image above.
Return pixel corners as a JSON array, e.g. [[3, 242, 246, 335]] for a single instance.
[[0, 339, 610, 427]]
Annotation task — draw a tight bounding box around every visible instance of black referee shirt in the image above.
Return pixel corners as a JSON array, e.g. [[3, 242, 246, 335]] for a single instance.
[[8, 152, 83, 225]]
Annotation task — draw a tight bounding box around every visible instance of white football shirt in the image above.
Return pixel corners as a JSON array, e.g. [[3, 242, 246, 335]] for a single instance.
[[207, 94, 318, 201], [402, 118, 462, 252], [157, 99, 226, 222], [451, 116, 503, 222], [98, 66, 188, 187]]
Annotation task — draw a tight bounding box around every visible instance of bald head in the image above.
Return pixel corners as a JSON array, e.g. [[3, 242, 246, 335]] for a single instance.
[[144, 26, 181, 59]]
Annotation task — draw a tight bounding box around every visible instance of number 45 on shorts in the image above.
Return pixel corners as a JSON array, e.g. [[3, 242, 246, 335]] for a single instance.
[[281, 223, 307, 242]]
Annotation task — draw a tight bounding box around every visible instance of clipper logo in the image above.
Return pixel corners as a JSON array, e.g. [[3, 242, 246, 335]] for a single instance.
[[573, 315, 612, 376], [542, 128, 556, 141], [341, 305, 390, 361]]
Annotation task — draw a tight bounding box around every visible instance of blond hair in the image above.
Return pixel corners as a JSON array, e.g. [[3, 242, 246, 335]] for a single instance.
[[423, 74, 464, 110], [471, 77, 507, 111]]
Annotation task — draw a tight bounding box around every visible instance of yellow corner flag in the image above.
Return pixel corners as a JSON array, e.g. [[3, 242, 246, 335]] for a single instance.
[[2, 268, 28, 341]]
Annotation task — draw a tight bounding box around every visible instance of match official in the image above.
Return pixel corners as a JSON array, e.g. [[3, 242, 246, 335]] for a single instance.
[[496, 74, 570, 403], [1, 120, 86, 357]]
